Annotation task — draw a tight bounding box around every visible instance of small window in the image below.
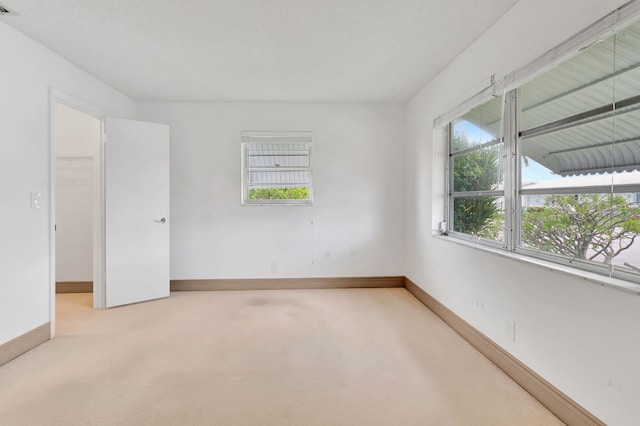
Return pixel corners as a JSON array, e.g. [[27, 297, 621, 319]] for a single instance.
[[241, 131, 313, 205]]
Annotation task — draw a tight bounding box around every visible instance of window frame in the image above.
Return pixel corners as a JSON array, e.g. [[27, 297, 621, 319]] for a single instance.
[[446, 102, 507, 250], [241, 131, 314, 206], [436, 1, 640, 288]]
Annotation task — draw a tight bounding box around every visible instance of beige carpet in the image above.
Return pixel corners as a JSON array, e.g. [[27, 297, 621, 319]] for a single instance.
[[0, 288, 563, 425]]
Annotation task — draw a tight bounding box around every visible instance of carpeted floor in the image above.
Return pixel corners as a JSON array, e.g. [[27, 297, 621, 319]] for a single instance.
[[0, 288, 563, 425]]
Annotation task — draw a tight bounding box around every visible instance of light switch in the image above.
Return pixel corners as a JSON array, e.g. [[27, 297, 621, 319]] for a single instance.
[[31, 192, 42, 209]]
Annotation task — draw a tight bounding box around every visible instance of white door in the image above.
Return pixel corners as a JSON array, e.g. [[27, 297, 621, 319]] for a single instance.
[[105, 117, 170, 308]]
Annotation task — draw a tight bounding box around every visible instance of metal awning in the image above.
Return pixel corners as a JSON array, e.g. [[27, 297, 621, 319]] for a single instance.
[[519, 20, 640, 176], [242, 132, 312, 190], [521, 170, 640, 194], [459, 20, 640, 176]]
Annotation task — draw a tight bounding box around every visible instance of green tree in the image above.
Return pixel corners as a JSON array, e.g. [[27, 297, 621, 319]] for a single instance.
[[522, 194, 640, 263], [452, 132, 502, 238], [248, 187, 309, 200]]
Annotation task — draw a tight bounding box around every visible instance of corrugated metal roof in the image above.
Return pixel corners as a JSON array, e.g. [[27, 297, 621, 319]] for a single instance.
[[248, 170, 310, 189], [458, 20, 640, 177], [522, 170, 640, 190], [521, 109, 640, 176], [246, 143, 311, 168], [244, 140, 312, 190], [520, 20, 640, 176]]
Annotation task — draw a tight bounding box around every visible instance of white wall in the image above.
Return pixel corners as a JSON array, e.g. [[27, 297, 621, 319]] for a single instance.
[[7, 2, 637, 421], [0, 22, 135, 345], [136, 102, 405, 280], [404, 1, 640, 425], [55, 103, 100, 282]]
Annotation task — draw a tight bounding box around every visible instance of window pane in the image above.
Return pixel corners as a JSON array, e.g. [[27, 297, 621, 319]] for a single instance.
[[611, 24, 640, 275], [247, 169, 310, 190], [442, 14, 640, 283], [242, 136, 312, 204], [518, 21, 640, 180], [518, 19, 620, 180], [452, 196, 505, 242], [451, 95, 505, 193], [453, 144, 504, 192], [520, 107, 640, 180], [246, 143, 311, 168], [450, 96, 505, 241], [520, 35, 615, 132], [612, 21, 640, 105], [521, 193, 640, 269], [520, 156, 619, 191], [607, 187, 640, 274], [518, 22, 640, 273], [451, 95, 503, 152], [248, 187, 309, 201]]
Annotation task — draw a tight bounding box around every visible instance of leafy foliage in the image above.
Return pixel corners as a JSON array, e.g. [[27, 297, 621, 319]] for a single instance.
[[453, 198, 502, 238], [450, 126, 640, 264], [451, 131, 503, 238], [522, 194, 640, 263], [248, 187, 309, 200]]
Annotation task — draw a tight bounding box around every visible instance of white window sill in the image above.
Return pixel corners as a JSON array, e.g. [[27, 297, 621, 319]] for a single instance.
[[432, 232, 640, 296]]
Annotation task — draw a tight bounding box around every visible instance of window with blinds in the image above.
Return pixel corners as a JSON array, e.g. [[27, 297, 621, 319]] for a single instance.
[[517, 19, 640, 279], [241, 131, 313, 205], [441, 6, 640, 285]]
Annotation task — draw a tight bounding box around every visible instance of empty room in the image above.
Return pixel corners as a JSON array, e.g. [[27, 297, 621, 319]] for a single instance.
[[1, 0, 640, 425]]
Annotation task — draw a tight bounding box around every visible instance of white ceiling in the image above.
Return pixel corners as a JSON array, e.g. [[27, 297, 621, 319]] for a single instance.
[[1, 0, 519, 103]]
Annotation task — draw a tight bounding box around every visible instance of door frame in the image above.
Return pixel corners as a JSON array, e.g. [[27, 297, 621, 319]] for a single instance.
[[49, 88, 107, 338]]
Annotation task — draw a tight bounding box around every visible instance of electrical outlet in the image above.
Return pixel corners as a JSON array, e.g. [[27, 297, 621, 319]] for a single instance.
[[324, 250, 331, 261], [271, 262, 279, 273]]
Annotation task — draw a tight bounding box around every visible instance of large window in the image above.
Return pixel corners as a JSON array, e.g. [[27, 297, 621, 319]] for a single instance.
[[241, 131, 313, 205], [444, 12, 640, 285]]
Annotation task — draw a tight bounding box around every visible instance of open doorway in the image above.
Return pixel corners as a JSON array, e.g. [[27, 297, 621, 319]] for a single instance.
[[53, 102, 101, 334]]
